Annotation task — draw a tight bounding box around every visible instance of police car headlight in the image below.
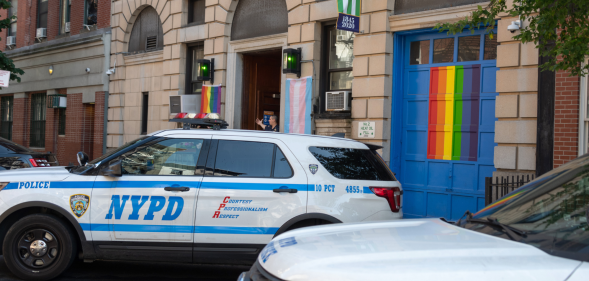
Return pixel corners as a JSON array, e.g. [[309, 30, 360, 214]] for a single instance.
[[0, 183, 8, 191]]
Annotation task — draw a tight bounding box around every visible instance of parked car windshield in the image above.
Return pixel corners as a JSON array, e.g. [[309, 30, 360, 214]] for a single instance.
[[464, 154, 589, 262]]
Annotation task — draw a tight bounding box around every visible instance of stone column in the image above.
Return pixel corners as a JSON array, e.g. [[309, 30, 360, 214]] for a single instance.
[[493, 15, 538, 177], [351, 0, 394, 160]]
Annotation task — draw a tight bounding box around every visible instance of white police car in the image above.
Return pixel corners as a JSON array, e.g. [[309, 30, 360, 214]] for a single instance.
[[0, 116, 401, 280]]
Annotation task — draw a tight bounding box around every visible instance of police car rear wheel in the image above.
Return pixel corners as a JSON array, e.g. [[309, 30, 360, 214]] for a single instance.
[[3, 214, 77, 281]]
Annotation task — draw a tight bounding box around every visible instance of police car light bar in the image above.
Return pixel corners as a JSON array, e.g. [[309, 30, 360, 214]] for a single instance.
[[169, 112, 229, 130]]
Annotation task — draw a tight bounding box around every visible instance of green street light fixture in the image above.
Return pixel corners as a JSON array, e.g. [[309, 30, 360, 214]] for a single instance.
[[196, 58, 215, 82], [282, 48, 301, 77]]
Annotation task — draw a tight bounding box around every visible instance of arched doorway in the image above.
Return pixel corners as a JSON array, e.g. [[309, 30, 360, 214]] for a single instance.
[[230, 0, 287, 130]]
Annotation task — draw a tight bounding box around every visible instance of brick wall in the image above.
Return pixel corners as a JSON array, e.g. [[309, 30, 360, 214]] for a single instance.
[[8, 0, 110, 48], [93, 91, 105, 159], [553, 69, 580, 168], [11, 96, 27, 144], [0, 8, 7, 52]]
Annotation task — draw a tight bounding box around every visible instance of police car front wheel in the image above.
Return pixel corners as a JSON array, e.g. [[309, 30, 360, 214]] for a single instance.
[[3, 214, 77, 281]]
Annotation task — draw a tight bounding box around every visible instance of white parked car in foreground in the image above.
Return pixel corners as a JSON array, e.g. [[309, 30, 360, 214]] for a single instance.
[[239, 153, 589, 281], [0, 116, 402, 280]]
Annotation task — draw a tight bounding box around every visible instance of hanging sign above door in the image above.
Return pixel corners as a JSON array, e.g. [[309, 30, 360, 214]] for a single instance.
[[336, 0, 361, 33]]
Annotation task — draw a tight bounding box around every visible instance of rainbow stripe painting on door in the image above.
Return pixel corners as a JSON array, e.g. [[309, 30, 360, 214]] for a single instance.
[[427, 65, 481, 161]]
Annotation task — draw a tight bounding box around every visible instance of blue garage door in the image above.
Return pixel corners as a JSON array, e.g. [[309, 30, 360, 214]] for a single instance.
[[396, 30, 498, 220]]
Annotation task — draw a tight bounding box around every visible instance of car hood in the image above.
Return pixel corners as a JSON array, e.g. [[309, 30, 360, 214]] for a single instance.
[[0, 166, 72, 182], [260, 219, 581, 281]]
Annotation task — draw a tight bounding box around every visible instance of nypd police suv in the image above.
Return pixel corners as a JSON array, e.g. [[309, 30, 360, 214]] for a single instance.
[[0, 117, 401, 280]]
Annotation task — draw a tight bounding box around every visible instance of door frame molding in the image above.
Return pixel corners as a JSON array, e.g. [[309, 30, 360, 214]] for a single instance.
[[225, 33, 288, 129]]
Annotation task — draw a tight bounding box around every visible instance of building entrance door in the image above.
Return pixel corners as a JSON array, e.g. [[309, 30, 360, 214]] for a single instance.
[[241, 49, 282, 130], [394, 29, 499, 221]]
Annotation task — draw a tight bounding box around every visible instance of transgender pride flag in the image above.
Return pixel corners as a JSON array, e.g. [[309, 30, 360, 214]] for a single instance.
[[284, 76, 313, 134]]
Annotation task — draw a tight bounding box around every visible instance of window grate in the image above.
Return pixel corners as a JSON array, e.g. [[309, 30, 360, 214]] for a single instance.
[[146, 36, 157, 51], [1, 96, 13, 140], [30, 93, 46, 147]]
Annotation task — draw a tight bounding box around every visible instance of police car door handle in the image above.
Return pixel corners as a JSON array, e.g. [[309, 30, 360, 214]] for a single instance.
[[164, 186, 190, 192], [273, 188, 297, 193]]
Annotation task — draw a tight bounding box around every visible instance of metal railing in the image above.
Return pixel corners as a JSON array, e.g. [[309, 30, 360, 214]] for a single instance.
[[485, 174, 535, 205]]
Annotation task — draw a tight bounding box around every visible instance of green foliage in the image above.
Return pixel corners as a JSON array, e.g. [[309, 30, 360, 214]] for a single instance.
[[435, 0, 589, 77], [0, 0, 24, 84]]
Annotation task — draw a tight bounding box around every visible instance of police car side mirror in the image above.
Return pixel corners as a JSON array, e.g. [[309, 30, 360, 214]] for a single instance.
[[103, 160, 122, 177], [77, 151, 89, 166]]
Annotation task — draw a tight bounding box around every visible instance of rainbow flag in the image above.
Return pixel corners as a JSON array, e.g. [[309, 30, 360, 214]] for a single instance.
[[427, 65, 480, 161], [200, 84, 222, 114]]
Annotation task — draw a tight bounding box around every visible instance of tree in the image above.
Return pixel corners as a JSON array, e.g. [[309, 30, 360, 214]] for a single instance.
[[0, 0, 24, 85], [435, 0, 589, 77]]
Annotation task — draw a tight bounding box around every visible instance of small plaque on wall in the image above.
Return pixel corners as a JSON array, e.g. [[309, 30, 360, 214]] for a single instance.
[[358, 121, 375, 138]]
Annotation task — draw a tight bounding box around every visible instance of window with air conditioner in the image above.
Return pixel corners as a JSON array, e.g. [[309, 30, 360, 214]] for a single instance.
[[128, 7, 163, 53], [7, 0, 17, 41], [37, 0, 48, 29], [61, 0, 71, 33], [85, 0, 97, 26], [320, 25, 354, 114]]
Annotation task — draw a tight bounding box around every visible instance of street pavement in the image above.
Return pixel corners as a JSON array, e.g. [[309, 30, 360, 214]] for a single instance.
[[0, 256, 249, 281]]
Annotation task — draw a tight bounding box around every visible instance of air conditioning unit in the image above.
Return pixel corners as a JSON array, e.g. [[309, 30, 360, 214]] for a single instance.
[[169, 95, 201, 114], [65, 22, 70, 33], [36, 28, 47, 39], [326, 91, 351, 111], [6, 36, 15, 46], [337, 35, 345, 41]]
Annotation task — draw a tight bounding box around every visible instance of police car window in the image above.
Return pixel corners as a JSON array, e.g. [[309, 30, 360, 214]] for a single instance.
[[121, 139, 203, 176], [273, 147, 293, 178], [214, 140, 274, 177], [309, 147, 395, 181]]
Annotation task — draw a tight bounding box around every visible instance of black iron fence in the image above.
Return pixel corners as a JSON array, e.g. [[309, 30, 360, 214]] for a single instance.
[[485, 174, 535, 205]]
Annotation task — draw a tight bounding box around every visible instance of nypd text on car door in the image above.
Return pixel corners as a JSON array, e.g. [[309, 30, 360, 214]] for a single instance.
[[90, 136, 210, 261]]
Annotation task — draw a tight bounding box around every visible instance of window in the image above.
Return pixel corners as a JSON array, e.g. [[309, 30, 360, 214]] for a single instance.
[[409, 40, 430, 65], [457, 36, 480, 62], [209, 140, 293, 178], [273, 147, 293, 178], [309, 147, 396, 181], [8, 0, 17, 37], [60, 0, 71, 34], [483, 34, 498, 60], [128, 7, 163, 53], [120, 138, 204, 176], [30, 93, 46, 147], [85, 0, 97, 26], [58, 109, 66, 135], [1, 96, 13, 140], [141, 92, 148, 135], [188, 0, 205, 25], [37, 0, 48, 29], [327, 26, 354, 90], [433, 38, 454, 63], [186, 43, 204, 95]]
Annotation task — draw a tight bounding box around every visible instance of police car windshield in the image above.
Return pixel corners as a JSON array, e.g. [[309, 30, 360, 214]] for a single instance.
[[88, 136, 151, 165], [69, 137, 151, 174]]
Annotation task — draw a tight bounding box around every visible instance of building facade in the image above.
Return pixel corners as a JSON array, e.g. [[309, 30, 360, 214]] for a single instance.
[[106, 0, 586, 220], [0, 0, 111, 165]]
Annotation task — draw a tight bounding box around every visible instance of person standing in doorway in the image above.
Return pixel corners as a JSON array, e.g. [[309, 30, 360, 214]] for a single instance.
[[256, 115, 279, 132]]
